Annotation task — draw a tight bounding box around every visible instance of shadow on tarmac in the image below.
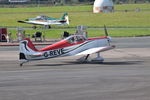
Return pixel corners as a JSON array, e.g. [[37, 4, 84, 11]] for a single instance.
[[35, 60, 143, 67]]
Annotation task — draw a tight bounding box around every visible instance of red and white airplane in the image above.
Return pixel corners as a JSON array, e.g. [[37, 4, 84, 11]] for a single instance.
[[19, 27, 115, 66]]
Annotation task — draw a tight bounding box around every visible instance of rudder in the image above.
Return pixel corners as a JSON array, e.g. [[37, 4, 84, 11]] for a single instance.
[[19, 38, 38, 60]]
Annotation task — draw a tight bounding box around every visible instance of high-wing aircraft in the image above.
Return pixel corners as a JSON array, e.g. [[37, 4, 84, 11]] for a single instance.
[[18, 12, 69, 29], [19, 26, 115, 66]]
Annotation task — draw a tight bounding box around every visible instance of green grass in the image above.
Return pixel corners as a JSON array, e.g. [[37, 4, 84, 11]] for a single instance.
[[0, 5, 92, 13], [0, 11, 150, 28], [71, 11, 150, 27], [0, 4, 150, 28], [0, 4, 150, 39], [115, 4, 150, 10], [0, 4, 149, 13]]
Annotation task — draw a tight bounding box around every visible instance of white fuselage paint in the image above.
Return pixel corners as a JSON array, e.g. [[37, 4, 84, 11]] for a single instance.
[[22, 38, 108, 61]]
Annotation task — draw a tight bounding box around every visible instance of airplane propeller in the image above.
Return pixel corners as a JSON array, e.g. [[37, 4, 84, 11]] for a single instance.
[[104, 25, 108, 37], [104, 25, 111, 45]]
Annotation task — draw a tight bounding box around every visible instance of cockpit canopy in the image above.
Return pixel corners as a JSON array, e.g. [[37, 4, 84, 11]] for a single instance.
[[29, 15, 50, 21], [36, 15, 49, 19], [65, 35, 87, 43], [29, 15, 50, 20]]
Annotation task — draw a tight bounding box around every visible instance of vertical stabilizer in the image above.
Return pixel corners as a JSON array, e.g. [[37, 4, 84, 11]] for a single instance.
[[19, 38, 38, 60], [61, 12, 69, 25], [60, 12, 68, 20]]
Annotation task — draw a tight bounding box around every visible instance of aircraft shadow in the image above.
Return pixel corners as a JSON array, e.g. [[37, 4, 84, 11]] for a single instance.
[[35, 60, 143, 66], [66, 60, 143, 65]]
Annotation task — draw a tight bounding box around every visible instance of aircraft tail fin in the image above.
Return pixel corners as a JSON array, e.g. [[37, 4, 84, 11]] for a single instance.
[[19, 38, 38, 60], [60, 12, 68, 20], [61, 12, 69, 25]]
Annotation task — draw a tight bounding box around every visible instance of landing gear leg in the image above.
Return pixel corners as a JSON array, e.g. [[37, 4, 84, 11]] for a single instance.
[[85, 54, 90, 61], [44, 25, 51, 29], [77, 54, 90, 62], [91, 52, 104, 63], [48, 25, 51, 29], [32, 26, 37, 29]]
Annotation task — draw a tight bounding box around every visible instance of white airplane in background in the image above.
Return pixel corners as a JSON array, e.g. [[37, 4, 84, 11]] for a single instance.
[[19, 26, 115, 66], [18, 12, 69, 29]]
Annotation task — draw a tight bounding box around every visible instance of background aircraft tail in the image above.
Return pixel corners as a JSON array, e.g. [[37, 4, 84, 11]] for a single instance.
[[60, 12, 69, 25], [19, 38, 38, 60]]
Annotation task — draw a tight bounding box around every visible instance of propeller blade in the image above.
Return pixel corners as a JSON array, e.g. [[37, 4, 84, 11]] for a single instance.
[[104, 25, 111, 45], [104, 25, 108, 36]]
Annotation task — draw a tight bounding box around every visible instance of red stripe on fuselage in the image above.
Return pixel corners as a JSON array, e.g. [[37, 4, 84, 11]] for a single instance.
[[88, 36, 107, 40], [25, 36, 108, 52], [39, 40, 84, 51]]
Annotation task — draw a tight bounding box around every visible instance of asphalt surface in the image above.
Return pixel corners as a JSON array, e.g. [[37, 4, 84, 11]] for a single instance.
[[0, 37, 150, 100]]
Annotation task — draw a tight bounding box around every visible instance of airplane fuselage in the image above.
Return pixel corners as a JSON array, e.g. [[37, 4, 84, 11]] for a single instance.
[[18, 13, 69, 27], [20, 36, 109, 61]]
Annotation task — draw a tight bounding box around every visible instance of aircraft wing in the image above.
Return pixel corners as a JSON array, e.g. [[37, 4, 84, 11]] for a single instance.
[[18, 20, 67, 25], [18, 21, 50, 25], [76, 45, 115, 56]]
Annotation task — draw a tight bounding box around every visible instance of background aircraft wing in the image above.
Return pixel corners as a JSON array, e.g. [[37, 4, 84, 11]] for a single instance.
[[18, 20, 67, 25], [75, 45, 115, 56], [18, 21, 50, 25]]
